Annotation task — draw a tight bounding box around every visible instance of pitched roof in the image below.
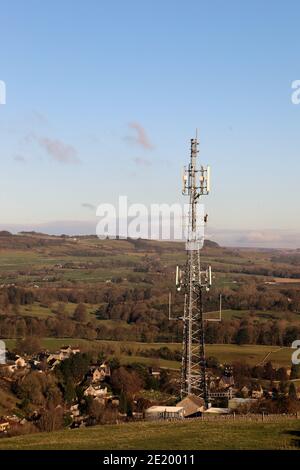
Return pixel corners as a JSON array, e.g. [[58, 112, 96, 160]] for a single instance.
[[219, 376, 234, 386], [176, 395, 205, 417], [0, 419, 9, 425]]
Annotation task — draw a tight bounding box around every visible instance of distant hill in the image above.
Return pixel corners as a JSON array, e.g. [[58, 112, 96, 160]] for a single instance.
[[0, 231, 220, 251], [19, 230, 54, 237], [204, 239, 220, 248], [0, 230, 13, 237]]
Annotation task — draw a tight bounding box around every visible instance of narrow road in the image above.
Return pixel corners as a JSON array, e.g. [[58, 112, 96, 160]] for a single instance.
[[255, 346, 288, 367]]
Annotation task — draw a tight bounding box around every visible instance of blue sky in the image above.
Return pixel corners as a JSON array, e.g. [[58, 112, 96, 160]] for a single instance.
[[0, 0, 300, 247]]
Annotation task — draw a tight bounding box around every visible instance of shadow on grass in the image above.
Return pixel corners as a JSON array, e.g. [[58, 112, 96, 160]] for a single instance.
[[284, 430, 300, 448]]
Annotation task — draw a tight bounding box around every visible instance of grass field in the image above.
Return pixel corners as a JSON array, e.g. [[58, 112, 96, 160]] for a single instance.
[[209, 308, 300, 323], [4, 338, 293, 368], [0, 419, 299, 450]]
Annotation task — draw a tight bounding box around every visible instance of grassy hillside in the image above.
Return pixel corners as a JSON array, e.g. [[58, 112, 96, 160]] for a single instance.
[[1, 233, 300, 344], [0, 419, 299, 450], [0, 232, 300, 288], [4, 338, 293, 368]]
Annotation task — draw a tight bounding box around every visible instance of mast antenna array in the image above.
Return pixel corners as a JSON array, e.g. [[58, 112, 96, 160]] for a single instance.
[[171, 135, 218, 407]]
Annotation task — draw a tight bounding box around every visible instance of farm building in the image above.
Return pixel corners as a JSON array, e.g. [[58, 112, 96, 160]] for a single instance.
[[176, 395, 205, 418], [145, 406, 184, 421]]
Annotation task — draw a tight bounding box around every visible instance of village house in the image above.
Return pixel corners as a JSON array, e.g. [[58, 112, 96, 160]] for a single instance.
[[87, 363, 111, 383], [0, 415, 27, 434], [6, 352, 27, 369], [70, 403, 81, 418], [99, 362, 111, 378], [47, 345, 80, 365], [60, 345, 81, 357], [0, 418, 10, 433], [176, 395, 205, 418], [15, 356, 27, 369], [251, 384, 264, 399], [84, 385, 109, 401], [46, 357, 61, 370], [218, 375, 235, 390], [149, 367, 161, 379], [0, 354, 28, 377]]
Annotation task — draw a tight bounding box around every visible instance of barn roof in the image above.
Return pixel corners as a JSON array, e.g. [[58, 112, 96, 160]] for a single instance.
[[176, 395, 205, 417]]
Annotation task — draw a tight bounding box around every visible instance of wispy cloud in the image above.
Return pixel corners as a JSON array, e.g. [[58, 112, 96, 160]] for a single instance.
[[125, 122, 154, 150], [206, 228, 300, 249], [37, 136, 80, 164], [237, 231, 281, 244], [19, 133, 80, 165], [32, 111, 49, 126], [81, 202, 96, 211], [132, 156, 151, 166]]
